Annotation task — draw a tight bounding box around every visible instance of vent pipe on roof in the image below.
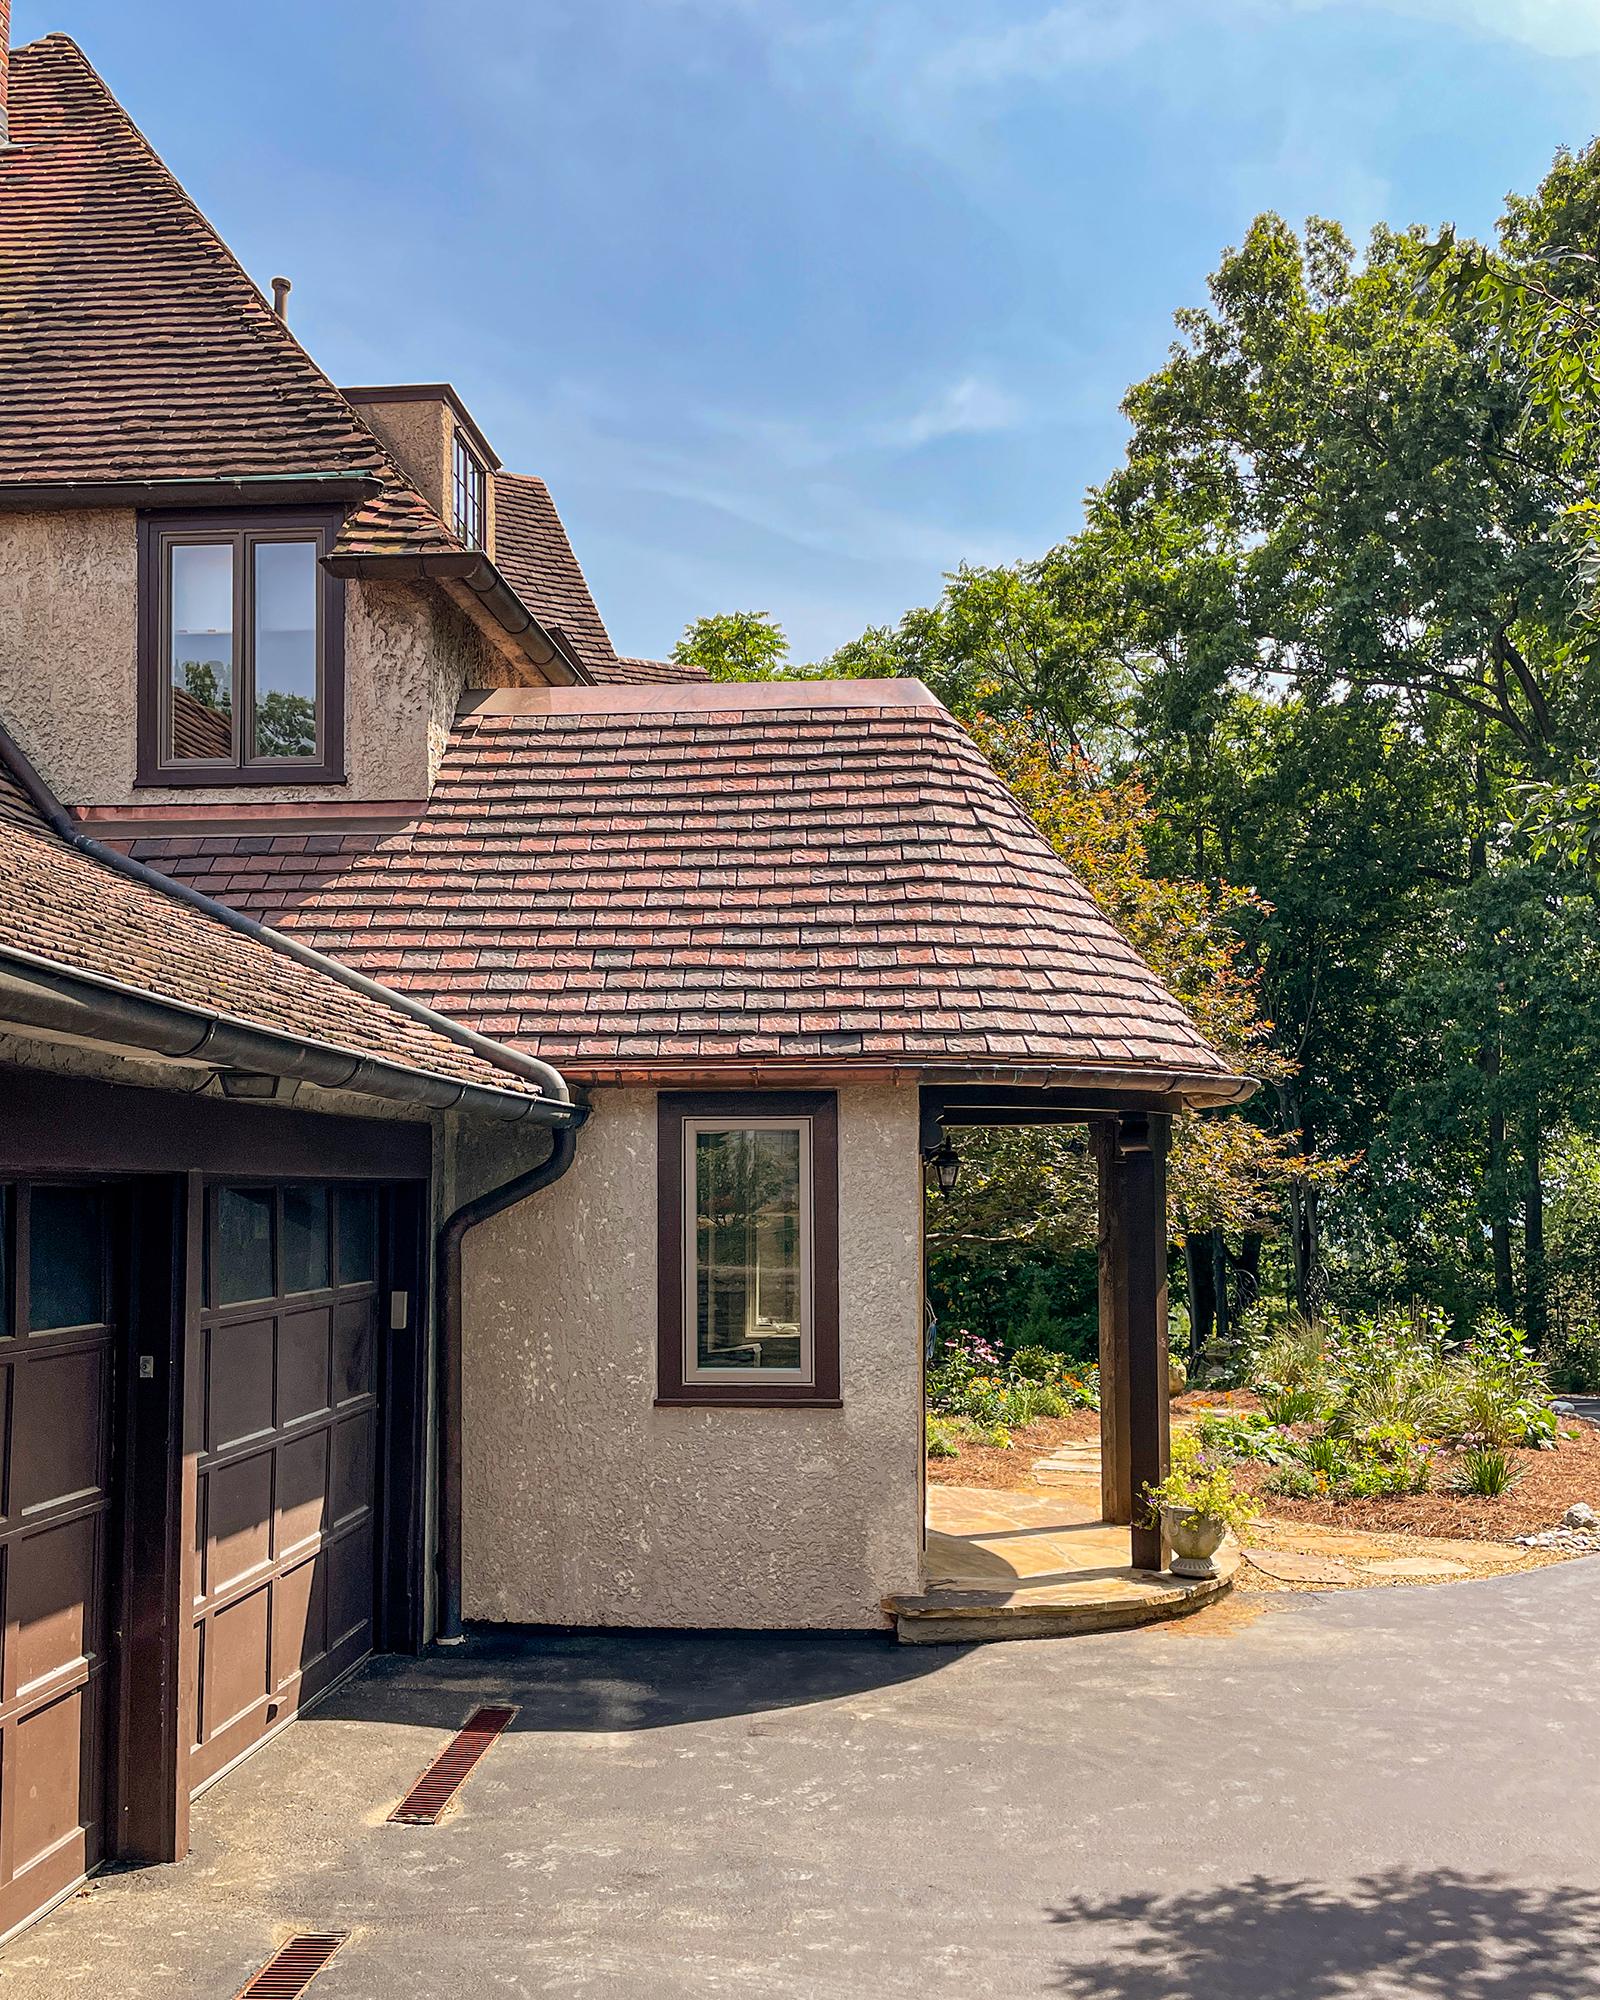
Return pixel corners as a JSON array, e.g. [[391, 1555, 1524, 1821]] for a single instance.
[[0, 0, 11, 149], [271, 274, 292, 321]]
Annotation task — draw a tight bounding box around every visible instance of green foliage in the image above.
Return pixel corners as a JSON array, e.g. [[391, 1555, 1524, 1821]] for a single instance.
[[1261, 1385, 1325, 1425], [927, 1247, 1099, 1366], [925, 1416, 960, 1460], [1191, 1410, 1296, 1464], [925, 1329, 1099, 1431], [1452, 1445, 1525, 1497], [670, 610, 790, 680], [1146, 1433, 1257, 1534]]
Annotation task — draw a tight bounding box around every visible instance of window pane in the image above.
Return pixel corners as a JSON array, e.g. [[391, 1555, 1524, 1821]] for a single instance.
[[282, 1185, 330, 1293], [452, 435, 484, 549], [694, 1128, 804, 1371], [252, 539, 319, 758], [168, 541, 234, 759], [338, 1187, 377, 1286], [216, 1187, 274, 1305], [29, 1186, 104, 1330]]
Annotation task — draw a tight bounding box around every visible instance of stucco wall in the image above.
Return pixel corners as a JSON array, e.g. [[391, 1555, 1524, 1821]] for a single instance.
[[0, 509, 494, 805], [457, 1087, 926, 1630]]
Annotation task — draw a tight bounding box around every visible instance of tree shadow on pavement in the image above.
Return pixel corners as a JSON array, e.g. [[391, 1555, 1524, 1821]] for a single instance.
[[1049, 1870, 1600, 1998]]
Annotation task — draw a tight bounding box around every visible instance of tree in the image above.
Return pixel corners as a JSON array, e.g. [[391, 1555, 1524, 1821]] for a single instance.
[[671, 610, 789, 680]]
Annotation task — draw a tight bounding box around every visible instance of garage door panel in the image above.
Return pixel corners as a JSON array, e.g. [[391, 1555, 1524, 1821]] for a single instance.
[[333, 1298, 373, 1407], [330, 1414, 373, 1531], [274, 1431, 329, 1560], [327, 1521, 374, 1655], [205, 1317, 273, 1454], [202, 1451, 273, 1599], [271, 1552, 328, 1690], [10, 1346, 105, 1516], [10, 1516, 99, 1699], [191, 1185, 381, 1800], [11, 1681, 100, 1881], [199, 1588, 270, 1743], [277, 1307, 332, 1428]]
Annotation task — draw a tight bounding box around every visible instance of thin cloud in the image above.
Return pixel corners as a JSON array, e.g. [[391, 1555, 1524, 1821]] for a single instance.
[[891, 375, 1024, 447]]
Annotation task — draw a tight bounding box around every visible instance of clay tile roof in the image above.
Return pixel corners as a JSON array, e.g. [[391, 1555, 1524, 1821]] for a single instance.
[[0, 757, 548, 1103], [119, 680, 1237, 1092], [605, 655, 713, 684], [0, 36, 459, 560]]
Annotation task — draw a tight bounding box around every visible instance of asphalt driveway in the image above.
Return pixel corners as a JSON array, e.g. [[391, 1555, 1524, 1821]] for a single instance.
[[5, 1562, 1600, 1998]]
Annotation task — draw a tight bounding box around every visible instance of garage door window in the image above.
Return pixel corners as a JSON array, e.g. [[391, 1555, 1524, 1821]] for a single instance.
[[337, 1187, 376, 1286], [282, 1186, 331, 1294], [29, 1185, 105, 1331], [215, 1186, 275, 1306]]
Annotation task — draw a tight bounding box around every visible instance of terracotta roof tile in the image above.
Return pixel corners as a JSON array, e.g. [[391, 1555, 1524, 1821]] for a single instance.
[[0, 762, 545, 1101], [120, 682, 1234, 1089], [0, 36, 459, 560]]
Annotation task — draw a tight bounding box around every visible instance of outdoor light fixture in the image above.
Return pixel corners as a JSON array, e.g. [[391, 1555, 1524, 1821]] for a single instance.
[[217, 1069, 280, 1100], [928, 1138, 962, 1194]]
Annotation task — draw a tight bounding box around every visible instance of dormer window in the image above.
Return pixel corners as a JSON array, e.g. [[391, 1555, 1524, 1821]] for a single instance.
[[452, 431, 486, 549], [136, 512, 345, 786]]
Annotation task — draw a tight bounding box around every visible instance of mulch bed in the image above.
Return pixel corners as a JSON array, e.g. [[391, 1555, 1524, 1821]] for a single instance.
[[925, 1410, 1098, 1493], [927, 1396, 1600, 1541]]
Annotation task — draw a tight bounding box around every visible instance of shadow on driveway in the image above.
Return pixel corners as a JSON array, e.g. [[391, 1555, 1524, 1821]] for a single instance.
[[1050, 1869, 1600, 1998], [315, 1622, 971, 1735]]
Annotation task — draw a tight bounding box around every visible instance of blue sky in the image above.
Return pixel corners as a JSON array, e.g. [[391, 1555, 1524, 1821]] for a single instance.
[[15, 3, 1600, 662]]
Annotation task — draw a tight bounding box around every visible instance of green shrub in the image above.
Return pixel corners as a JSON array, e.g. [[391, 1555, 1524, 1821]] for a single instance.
[[1346, 1444, 1432, 1497], [925, 1416, 960, 1460], [1545, 1326, 1600, 1394], [1191, 1411, 1297, 1465], [1262, 1386, 1325, 1425], [1300, 1435, 1349, 1480], [1448, 1316, 1550, 1447], [1264, 1464, 1323, 1500], [1452, 1445, 1524, 1496], [979, 1423, 1014, 1449], [1253, 1315, 1331, 1396]]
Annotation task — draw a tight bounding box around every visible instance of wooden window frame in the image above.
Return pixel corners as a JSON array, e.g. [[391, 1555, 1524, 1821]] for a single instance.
[[656, 1090, 841, 1408], [451, 432, 486, 550], [136, 509, 346, 787]]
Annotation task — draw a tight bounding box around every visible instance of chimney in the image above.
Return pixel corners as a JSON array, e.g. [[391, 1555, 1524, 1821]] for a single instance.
[[271, 274, 292, 322], [1, 0, 12, 150]]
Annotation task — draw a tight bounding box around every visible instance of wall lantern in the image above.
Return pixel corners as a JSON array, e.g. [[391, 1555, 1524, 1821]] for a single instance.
[[927, 1137, 962, 1194], [218, 1069, 280, 1100]]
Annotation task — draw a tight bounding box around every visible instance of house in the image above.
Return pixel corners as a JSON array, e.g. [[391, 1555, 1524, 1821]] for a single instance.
[[0, 24, 1247, 1944]]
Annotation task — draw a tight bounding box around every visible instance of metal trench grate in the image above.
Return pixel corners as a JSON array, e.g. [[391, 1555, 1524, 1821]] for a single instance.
[[234, 1932, 349, 1998], [388, 1702, 517, 1824]]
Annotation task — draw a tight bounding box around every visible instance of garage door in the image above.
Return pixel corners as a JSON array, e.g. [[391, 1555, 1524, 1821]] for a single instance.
[[0, 1183, 114, 1940], [189, 1183, 380, 1794]]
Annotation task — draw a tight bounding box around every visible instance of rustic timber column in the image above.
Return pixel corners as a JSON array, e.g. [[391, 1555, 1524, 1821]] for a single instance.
[[1096, 1111, 1173, 1570]]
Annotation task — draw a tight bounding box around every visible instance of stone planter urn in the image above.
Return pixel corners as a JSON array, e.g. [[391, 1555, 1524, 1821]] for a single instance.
[[1164, 1507, 1226, 1579]]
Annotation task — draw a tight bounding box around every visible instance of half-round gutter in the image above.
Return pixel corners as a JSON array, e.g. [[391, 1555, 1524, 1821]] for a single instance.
[[436, 1124, 580, 1641], [0, 717, 577, 1116]]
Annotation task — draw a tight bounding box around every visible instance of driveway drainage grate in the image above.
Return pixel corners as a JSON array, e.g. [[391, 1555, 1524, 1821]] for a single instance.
[[234, 1932, 348, 1997], [389, 1703, 517, 1824]]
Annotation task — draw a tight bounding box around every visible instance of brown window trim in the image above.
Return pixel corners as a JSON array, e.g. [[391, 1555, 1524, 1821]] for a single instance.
[[136, 509, 347, 787], [656, 1090, 841, 1408]]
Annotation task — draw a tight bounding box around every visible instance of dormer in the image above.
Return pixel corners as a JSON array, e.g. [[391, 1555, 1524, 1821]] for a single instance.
[[341, 385, 501, 561]]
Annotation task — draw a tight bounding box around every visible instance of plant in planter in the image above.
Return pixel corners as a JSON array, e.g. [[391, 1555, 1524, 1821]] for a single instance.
[[1144, 1439, 1256, 1579]]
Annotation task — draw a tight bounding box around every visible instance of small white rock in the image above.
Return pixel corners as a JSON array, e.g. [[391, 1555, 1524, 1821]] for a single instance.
[[1563, 1502, 1598, 1530]]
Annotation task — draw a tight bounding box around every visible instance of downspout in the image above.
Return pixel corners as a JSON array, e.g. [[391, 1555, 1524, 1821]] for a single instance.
[[436, 1121, 581, 1642]]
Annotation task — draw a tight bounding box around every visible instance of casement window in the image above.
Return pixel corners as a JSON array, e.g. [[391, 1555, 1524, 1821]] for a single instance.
[[136, 512, 345, 785], [452, 431, 487, 550], [656, 1091, 841, 1407]]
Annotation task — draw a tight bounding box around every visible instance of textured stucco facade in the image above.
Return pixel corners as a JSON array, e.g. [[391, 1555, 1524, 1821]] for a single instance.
[[0, 508, 497, 805], [457, 1087, 926, 1630]]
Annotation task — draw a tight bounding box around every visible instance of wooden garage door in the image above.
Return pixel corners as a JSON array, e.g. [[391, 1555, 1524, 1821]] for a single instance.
[[189, 1184, 380, 1794], [0, 1183, 114, 1940]]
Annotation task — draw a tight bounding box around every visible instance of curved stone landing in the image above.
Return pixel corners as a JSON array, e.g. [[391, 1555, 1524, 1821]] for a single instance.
[[889, 1485, 1235, 1644]]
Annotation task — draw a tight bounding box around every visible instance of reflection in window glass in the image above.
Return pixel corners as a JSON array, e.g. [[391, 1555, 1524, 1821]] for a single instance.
[[252, 540, 319, 758], [29, 1186, 104, 1330], [338, 1187, 377, 1286], [282, 1185, 330, 1293], [168, 541, 234, 760], [692, 1126, 806, 1373], [216, 1187, 274, 1305], [0, 1186, 9, 1337]]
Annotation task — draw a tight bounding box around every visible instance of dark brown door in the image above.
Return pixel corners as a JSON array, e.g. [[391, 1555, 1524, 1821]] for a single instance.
[[188, 1184, 380, 1794], [0, 1184, 114, 1939]]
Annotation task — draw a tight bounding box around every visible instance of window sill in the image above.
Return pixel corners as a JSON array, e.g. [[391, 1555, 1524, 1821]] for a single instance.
[[654, 1393, 843, 1410], [133, 766, 349, 789]]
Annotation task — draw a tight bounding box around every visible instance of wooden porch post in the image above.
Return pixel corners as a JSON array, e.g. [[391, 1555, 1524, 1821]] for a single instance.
[[1097, 1112, 1172, 1571]]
